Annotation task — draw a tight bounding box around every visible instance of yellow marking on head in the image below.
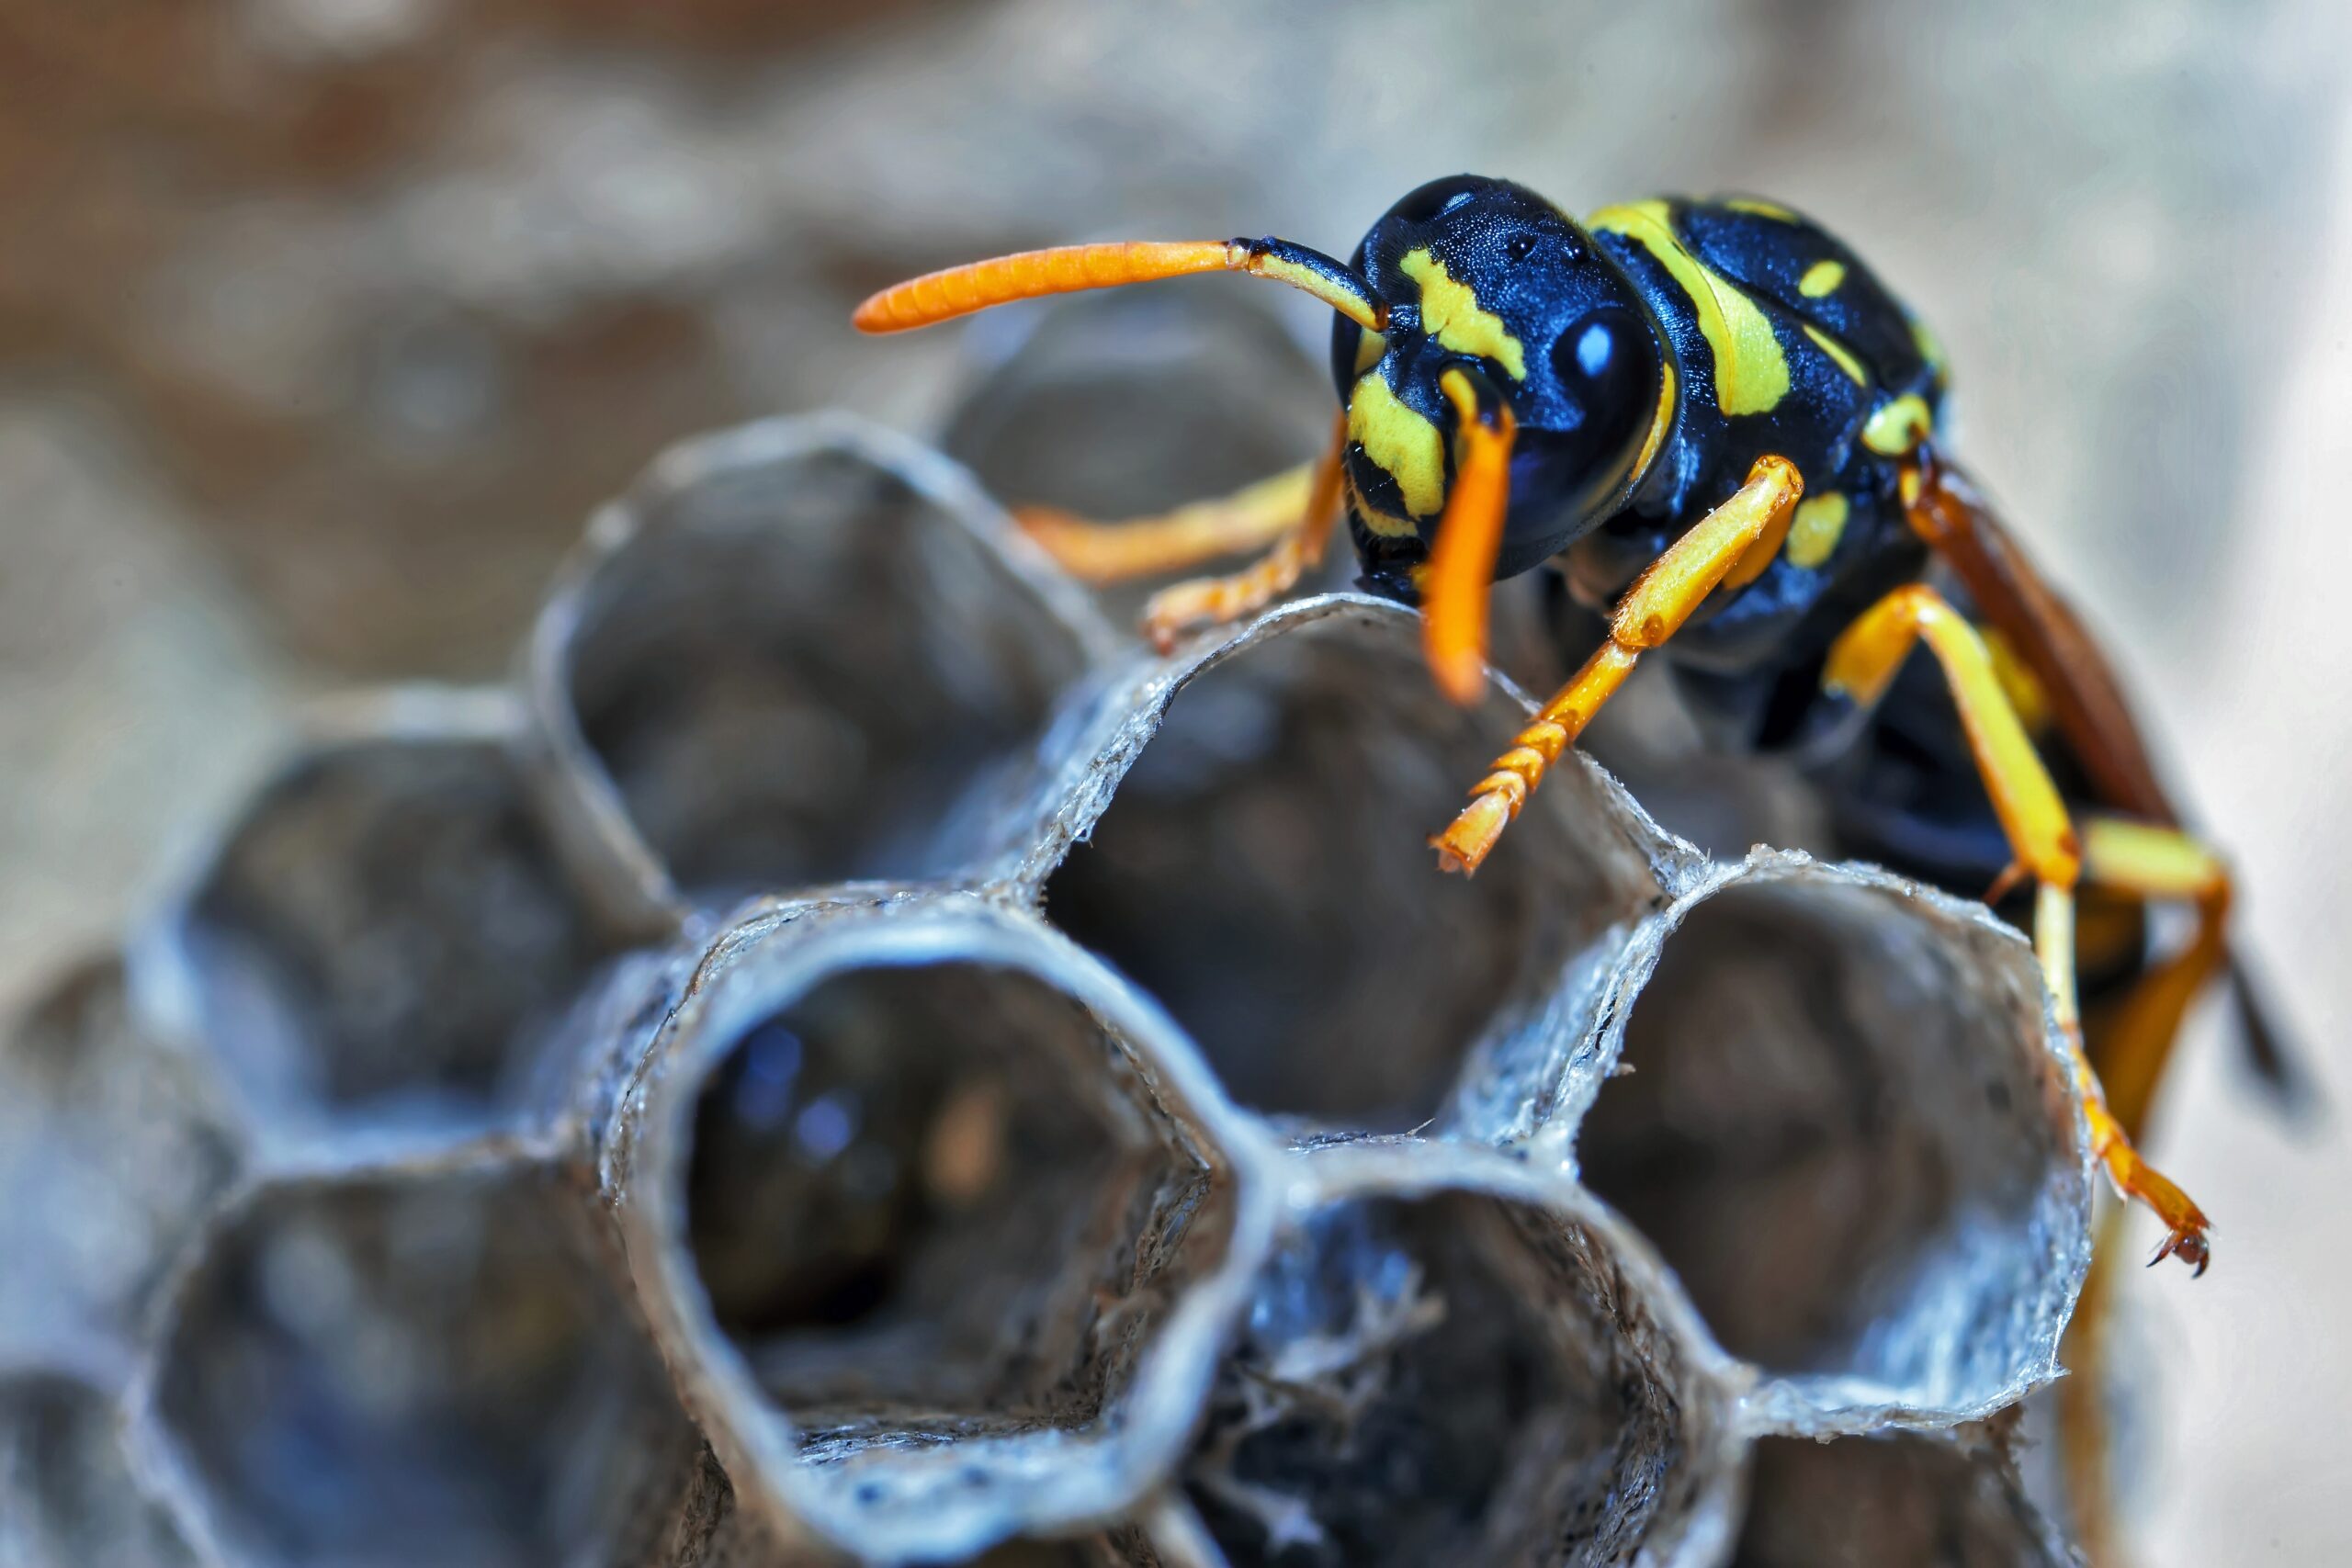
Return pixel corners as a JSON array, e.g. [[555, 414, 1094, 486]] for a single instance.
[[1347, 371, 1446, 519], [1862, 392, 1933, 456], [1630, 357, 1677, 489], [1804, 323, 1868, 386], [1398, 247, 1527, 380], [1799, 259, 1846, 298], [1354, 329, 1387, 375], [1724, 197, 1799, 221], [1786, 492, 1849, 569], [1589, 201, 1789, 417]]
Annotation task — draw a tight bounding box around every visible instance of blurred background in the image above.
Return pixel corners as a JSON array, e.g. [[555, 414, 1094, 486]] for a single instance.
[[4, 0, 2347, 1560]]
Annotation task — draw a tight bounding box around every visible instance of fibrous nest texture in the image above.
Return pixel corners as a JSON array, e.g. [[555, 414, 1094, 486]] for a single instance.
[[6, 302, 2095, 1568]]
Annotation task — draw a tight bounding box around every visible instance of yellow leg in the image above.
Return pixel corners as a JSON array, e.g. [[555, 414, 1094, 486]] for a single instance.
[[1823, 585, 2211, 1272], [1139, 412, 1349, 651], [2079, 817, 2233, 1140], [1430, 456, 1803, 873], [2061, 822, 2231, 1567], [1015, 466, 1315, 584]]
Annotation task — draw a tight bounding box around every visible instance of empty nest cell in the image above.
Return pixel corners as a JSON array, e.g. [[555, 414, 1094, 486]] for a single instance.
[[0, 955, 240, 1363], [143, 697, 611, 1149], [1039, 598, 1662, 1134], [1178, 1148, 1736, 1568], [625, 896, 1268, 1563], [1732, 1429, 2071, 1566], [146, 1161, 695, 1568], [1574, 863, 2089, 1423], [534, 418, 1101, 911]]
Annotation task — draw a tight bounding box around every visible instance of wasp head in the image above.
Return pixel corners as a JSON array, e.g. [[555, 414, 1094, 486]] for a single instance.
[[1329, 175, 1666, 595]]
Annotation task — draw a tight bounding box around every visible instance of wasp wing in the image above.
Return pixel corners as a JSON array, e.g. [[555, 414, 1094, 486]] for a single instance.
[[1910, 457, 2310, 1111]]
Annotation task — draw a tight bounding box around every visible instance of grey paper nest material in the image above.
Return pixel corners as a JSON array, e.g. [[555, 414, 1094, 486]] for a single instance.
[[6, 406, 2098, 1567]]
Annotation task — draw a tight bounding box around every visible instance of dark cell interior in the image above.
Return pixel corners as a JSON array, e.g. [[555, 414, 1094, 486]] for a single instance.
[[1733, 1432, 2069, 1567], [179, 737, 607, 1137], [1186, 1190, 1698, 1568], [941, 289, 1339, 619], [153, 1169, 695, 1568], [0, 957, 241, 1350], [684, 960, 1229, 1450], [563, 452, 1088, 902], [1045, 615, 1645, 1133], [1, 1371, 195, 1567], [1576, 879, 2059, 1385]]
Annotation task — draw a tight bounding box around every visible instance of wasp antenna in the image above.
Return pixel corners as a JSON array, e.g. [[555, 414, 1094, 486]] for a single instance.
[[853, 237, 1384, 333]]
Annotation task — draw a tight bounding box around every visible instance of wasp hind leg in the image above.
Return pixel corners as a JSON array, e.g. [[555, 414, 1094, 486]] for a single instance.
[[1822, 583, 2212, 1272]]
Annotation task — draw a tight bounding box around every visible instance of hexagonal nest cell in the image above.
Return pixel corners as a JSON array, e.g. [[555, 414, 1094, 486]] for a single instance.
[[1180, 1149, 1736, 1568], [685, 959, 1210, 1430], [1731, 1429, 2072, 1566], [617, 896, 1265, 1562], [141, 697, 614, 1150], [533, 418, 1103, 913], [1, 1366, 195, 1567], [0, 956, 239, 1363], [1573, 863, 2089, 1423], [1035, 599, 1665, 1134], [145, 1161, 695, 1568], [18, 412, 2119, 1567]]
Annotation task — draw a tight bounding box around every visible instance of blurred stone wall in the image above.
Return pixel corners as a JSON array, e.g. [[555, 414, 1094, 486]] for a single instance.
[[3, 0, 2347, 1560]]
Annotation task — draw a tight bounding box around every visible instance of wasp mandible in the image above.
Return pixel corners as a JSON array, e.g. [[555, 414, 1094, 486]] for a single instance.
[[856, 174, 2302, 1277]]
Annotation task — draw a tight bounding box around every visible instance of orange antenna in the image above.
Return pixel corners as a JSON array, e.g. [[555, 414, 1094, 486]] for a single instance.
[[854, 237, 1385, 334], [1421, 367, 1517, 705]]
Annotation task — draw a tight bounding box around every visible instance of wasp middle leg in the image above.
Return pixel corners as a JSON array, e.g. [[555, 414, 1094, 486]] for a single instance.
[[1824, 584, 2211, 1271], [1014, 412, 1349, 652]]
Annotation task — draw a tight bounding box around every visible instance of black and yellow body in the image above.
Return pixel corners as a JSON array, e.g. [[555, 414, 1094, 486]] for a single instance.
[[852, 171, 2308, 1297]]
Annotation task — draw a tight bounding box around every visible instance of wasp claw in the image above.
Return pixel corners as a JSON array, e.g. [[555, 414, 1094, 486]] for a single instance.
[[2147, 1226, 2211, 1276]]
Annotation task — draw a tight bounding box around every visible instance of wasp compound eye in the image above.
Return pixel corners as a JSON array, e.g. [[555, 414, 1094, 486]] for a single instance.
[[1382, 175, 1488, 227]]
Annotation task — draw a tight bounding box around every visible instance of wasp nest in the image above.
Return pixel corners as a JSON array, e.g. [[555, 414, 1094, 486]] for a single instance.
[[8, 322, 2099, 1563]]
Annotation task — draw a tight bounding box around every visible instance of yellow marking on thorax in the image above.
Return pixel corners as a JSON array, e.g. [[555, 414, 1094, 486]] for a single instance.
[[1908, 314, 1949, 384], [1862, 392, 1933, 456], [1799, 259, 1845, 298], [1347, 371, 1446, 519], [1589, 200, 1790, 417], [1724, 197, 1798, 221], [1786, 492, 1848, 569], [1399, 247, 1527, 379], [1803, 323, 1868, 386], [1354, 329, 1387, 375]]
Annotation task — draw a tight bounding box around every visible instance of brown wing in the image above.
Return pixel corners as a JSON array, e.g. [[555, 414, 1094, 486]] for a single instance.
[[1905, 457, 2176, 823], [1910, 455, 2309, 1104]]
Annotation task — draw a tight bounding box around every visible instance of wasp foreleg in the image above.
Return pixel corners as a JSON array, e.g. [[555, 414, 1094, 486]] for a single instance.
[[1430, 455, 1803, 874]]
